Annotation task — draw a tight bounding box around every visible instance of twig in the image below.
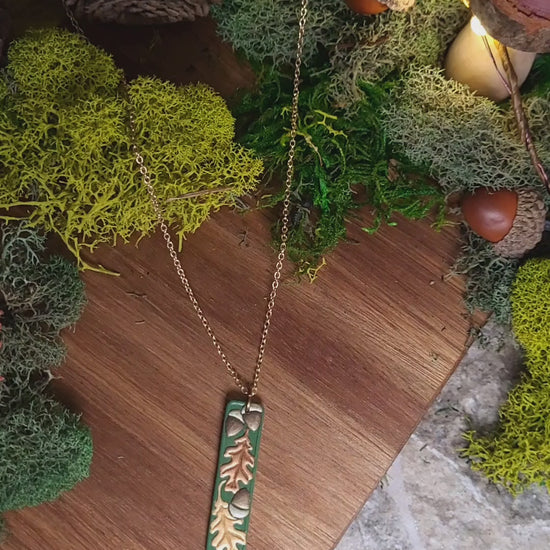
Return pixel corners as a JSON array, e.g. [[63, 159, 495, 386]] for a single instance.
[[481, 36, 511, 95], [166, 187, 234, 202], [495, 42, 550, 194]]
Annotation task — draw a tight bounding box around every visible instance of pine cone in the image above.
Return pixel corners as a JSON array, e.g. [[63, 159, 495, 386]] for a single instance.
[[493, 189, 547, 258]]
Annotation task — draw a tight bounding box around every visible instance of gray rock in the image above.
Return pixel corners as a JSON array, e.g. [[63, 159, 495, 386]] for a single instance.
[[337, 319, 550, 550]]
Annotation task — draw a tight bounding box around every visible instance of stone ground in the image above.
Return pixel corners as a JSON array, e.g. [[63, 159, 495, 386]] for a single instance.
[[336, 319, 550, 550]]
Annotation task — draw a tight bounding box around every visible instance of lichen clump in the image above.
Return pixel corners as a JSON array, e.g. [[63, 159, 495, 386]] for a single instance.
[[0, 29, 263, 271], [0, 392, 93, 513], [212, 0, 469, 107], [0, 222, 91, 514], [382, 67, 548, 195], [237, 72, 445, 274], [213, 0, 463, 272], [462, 259, 550, 494], [0, 223, 86, 390], [452, 233, 520, 325]]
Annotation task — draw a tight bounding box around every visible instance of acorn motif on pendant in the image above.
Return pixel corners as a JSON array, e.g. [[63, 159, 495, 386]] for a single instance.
[[224, 403, 263, 437], [461, 188, 547, 258], [228, 488, 251, 520]]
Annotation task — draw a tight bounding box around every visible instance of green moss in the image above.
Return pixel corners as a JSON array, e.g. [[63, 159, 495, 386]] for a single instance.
[[0, 391, 92, 513], [0, 222, 85, 388], [0, 221, 91, 517], [0, 29, 263, 272], [212, 0, 351, 68], [237, 71, 444, 274], [382, 67, 548, 194], [462, 375, 550, 494], [522, 54, 550, 98], [212, 0, 468, 107], [462, 259, 550, 494], [510, 259, 550, 368], [452, 233, 519, 325], [328, 0, 469, 107], [0, 222, 91, 516]]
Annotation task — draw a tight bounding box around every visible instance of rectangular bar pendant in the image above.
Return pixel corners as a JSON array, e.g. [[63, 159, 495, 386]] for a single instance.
[[207, 400, 264, 550]]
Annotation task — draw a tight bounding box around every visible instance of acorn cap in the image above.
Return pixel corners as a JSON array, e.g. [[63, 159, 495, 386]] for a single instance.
[[493, 189, 547, 258]]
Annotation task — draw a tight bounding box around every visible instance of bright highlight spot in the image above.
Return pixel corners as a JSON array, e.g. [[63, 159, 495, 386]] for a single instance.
[[471, 15, 488, 37]]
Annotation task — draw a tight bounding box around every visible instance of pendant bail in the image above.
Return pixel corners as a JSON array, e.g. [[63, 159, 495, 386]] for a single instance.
[[245, 392, 253, 413]]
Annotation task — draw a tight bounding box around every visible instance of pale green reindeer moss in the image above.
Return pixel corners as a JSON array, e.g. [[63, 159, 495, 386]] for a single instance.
[[382, 67, 548, 195], [0, 29, 263, 272], [0, 222, 91, 517], [452, 233, 519, 325], [212, 0, 351, 68], [329, 0, 469, 107], [212, 0, 468, 107], [463, 259, 550, 494], [0, 222, 85, 391]]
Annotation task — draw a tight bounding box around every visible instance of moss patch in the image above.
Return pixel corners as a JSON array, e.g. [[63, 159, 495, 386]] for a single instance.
[[462, 259, 550, 494], [0, 222, 91, 515], [0, 29, 263, 272], [237, 71, 445, 275]]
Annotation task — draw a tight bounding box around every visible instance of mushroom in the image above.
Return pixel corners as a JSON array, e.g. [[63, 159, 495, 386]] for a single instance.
[[462, 188, 547, 258], [469, 0, 550, 52], [344, 0, 414, 15], [445, 15, 537, 102]]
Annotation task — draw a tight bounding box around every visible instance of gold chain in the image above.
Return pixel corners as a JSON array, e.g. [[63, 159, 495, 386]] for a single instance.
[[63, 0, 309, 399]]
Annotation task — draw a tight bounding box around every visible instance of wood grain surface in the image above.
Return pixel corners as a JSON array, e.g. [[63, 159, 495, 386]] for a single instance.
[[2, 11, 472, 550]]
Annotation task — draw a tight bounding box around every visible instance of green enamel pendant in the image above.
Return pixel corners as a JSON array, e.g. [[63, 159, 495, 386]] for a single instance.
[[207, 400, 264, 550]]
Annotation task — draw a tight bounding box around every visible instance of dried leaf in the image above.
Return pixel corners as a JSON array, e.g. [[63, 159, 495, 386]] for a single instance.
[[209, 487, 247, 550], [220, 433, 254, 493]]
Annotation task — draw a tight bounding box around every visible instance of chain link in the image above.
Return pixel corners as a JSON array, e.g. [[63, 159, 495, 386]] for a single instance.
[[62, 1, 86, 36], [63, 0, 309, 398]]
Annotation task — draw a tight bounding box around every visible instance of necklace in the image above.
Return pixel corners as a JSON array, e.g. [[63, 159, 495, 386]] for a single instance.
[[64, 1, 309, 547]]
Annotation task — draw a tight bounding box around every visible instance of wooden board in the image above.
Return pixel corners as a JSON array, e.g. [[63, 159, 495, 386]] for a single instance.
[[2, 11, 472, 550], [3, 208, 470, 550]]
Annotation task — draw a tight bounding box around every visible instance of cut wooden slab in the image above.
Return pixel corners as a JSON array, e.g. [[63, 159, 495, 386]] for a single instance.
[[3, 207, 470, 550], [3, 12, 471, 550]]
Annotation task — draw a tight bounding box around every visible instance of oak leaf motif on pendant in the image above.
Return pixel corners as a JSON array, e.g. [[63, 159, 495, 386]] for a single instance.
[[210, 487, 247, 550], [220, 432, 255, 494]]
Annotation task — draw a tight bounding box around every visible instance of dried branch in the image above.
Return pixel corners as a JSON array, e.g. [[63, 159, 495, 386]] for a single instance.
[[495, 41, 550, 194]]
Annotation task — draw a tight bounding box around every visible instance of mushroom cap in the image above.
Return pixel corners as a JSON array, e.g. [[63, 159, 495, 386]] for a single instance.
[[470, 0, 550, 52]]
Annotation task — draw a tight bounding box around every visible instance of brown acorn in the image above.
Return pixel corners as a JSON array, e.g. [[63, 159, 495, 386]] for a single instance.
[[344, 0, 389, 14], [344, 0, 414, 15], [462, 188, 547, 258]]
